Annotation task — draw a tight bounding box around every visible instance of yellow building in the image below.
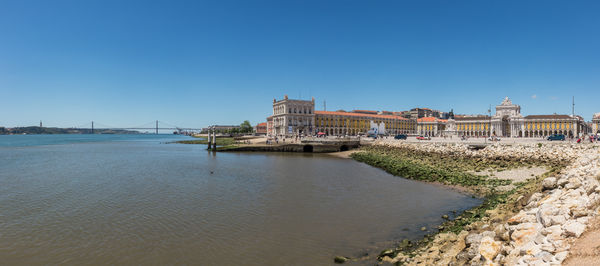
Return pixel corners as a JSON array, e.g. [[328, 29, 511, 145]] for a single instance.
[[450, 114, 585, 137], [416, 117, 447, 136], [315, 111, 416, 136], [593, 113, 600, 134], [453, 116, 491, 137], [444, 98, 589, 138]]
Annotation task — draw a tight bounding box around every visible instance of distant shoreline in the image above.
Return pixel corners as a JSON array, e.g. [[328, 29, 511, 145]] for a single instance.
[[0, 126, 139, 135]]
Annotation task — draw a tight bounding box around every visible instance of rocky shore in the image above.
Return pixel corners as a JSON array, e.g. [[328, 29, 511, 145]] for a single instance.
[[358, 141, 600, 265]]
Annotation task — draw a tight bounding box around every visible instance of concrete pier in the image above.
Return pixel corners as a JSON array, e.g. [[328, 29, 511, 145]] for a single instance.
[[216, 140, 360, 153]]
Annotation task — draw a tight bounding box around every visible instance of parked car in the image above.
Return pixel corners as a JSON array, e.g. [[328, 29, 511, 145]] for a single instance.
[[547, 134, 565, 141], [416, 136, 431, 140], [394, 134, 407, 140]]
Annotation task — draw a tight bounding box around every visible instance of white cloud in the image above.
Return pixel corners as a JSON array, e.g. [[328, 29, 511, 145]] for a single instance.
[[531, 94, 537, 99]]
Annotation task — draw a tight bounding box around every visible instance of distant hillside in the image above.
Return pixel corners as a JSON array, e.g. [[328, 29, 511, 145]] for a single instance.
[[0, 126, 139, 135]]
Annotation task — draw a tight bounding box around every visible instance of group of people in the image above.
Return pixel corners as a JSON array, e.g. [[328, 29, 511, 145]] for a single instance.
[[575, 134, 600, 143], [265, 135, 303, 145]]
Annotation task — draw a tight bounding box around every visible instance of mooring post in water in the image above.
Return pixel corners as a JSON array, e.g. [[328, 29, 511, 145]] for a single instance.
[[212, 130, 217, 150], [207, 129, 212, 150]]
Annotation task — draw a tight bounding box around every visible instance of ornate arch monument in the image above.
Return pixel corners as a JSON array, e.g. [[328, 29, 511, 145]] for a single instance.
[[444, 97, 587, 138]]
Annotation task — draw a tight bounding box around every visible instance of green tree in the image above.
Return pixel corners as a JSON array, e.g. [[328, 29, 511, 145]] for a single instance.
[[240, 120, 253, 133]]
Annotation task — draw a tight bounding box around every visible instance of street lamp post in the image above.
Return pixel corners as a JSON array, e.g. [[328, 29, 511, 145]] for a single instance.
[[487, 105, 492, 143]]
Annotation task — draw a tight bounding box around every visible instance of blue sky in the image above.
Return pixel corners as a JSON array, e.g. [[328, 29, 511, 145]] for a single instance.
[[1, 0, 599, 128]]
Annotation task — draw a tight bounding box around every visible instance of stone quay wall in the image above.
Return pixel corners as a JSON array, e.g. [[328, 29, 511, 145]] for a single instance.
[[373, 140, 600, 265]]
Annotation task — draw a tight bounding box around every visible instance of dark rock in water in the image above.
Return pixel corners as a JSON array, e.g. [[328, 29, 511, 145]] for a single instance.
[[378, 249, 395, 260], [334, 256, 348, 264], [400, 239, 410, 247]]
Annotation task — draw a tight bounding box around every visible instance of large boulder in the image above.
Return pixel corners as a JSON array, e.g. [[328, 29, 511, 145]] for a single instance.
[[478, 236, 501, 261], [563, 220, 585, 237], [510, 223, 543, 246], [542, 177, 557, 190]]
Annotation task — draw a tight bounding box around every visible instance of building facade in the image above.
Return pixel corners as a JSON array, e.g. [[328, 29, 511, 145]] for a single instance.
[[444, 97, 588, 138], [416, 117, 447, 136], [272, 95, 315, 137], [592, 113, 600, 134], [314, 111, 416, 136], [255, 122, 267, 135], [266, 116, 273, 136], [268, 95, 591, 138], [410, 108, 433, 119], [447, 116, 491, 137]]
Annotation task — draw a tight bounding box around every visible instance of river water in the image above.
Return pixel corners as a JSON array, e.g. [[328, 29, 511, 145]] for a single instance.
[[0, 134, 480, 265]]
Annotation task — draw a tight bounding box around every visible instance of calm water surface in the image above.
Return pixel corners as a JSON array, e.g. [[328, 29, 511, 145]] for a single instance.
[[0, 134, 480, 265]]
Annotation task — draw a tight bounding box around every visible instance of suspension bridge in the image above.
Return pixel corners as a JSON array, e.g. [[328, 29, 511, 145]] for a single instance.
[[71, 120, 204, 134]]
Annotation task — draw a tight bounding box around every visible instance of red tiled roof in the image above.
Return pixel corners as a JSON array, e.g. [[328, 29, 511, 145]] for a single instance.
[[315, 111, 409, 120], [352, 110, 378, 114], [525, 115, 572, 119], [455, 116, 490, 121], [257, 122, 267, 127], [417, 117, 447, 123]]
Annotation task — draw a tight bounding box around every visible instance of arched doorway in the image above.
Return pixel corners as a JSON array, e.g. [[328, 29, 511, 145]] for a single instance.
[[303, 145, 314, 153], [502, 116, 510, 137]]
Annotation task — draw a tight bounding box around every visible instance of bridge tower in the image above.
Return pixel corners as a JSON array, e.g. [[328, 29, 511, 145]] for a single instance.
[[156, 120, 158, 134], [91, 121, 94, 134]]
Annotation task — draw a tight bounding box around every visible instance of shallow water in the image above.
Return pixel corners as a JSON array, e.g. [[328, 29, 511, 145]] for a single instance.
[[0, 134, 480, 265]]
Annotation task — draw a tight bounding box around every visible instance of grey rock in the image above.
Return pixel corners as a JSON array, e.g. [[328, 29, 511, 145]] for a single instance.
[[557, 177, 569, 187], [549, 215, 567, 226], [563, 221, 585, 237], [535, 251, 553, 262], [481, 231, 496, 238], [465, 233, 482, 247], [555, 251, 569, 262], [334, 256, 348, 264], [542, 177, 557, 190], [565, 177, 582, 189]]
